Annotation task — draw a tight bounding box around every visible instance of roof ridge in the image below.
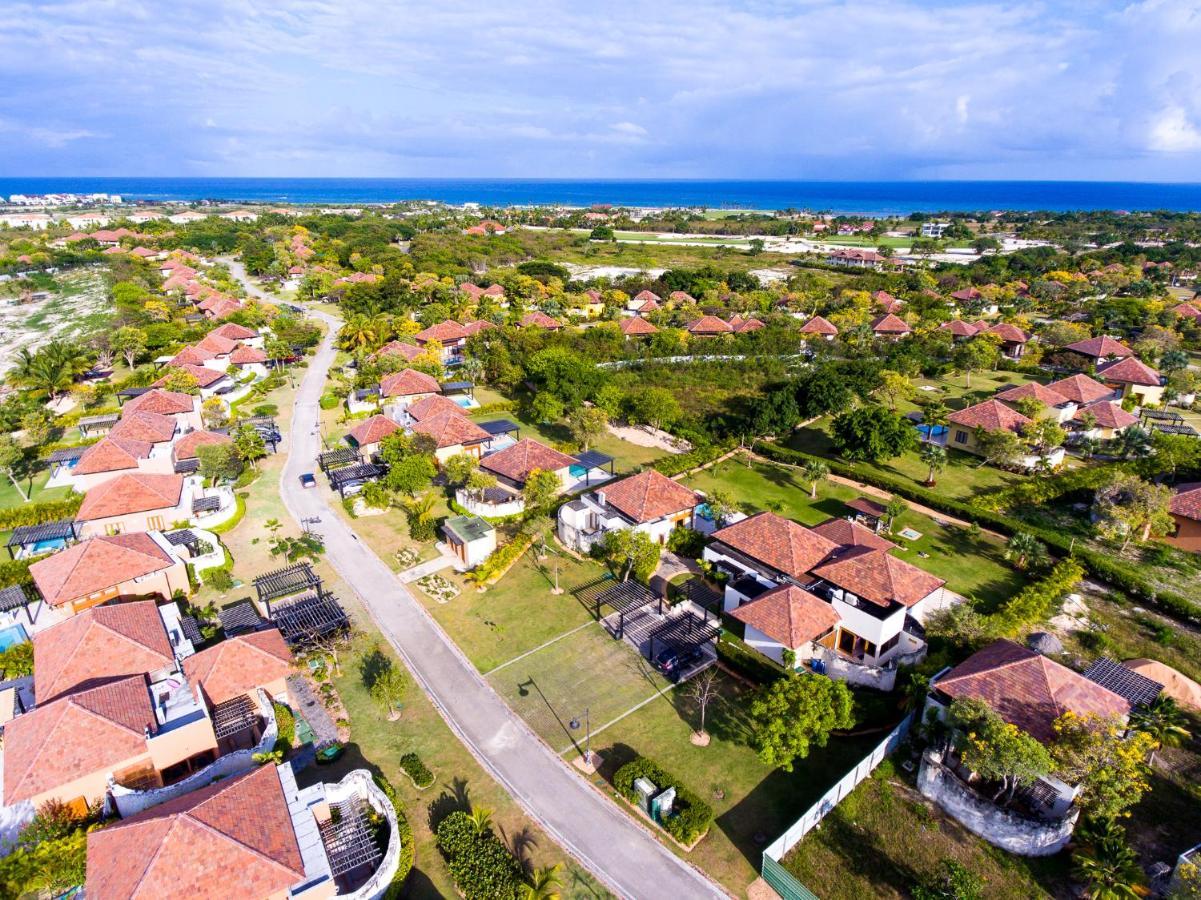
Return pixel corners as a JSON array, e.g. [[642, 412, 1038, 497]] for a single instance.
[[184, 785, 303, 877]]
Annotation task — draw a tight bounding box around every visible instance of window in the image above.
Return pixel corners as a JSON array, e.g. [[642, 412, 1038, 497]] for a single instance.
[[954, 429, 967, 444], [147, 516, 165, 530], [104, 522, 124, 535]]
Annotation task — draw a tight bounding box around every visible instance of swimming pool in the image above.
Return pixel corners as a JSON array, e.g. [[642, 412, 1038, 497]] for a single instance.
[[569, 464, 588, 478], [0, 623, 29, 652], [696, 503, 714, 521], [30, 537, 68, 554], [916, 424, 948, 440], [451, 395, 473, 408]]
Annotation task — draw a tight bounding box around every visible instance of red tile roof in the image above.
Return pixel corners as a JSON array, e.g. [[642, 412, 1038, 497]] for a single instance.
[[1172, 302, 1201, 321], [406, 393, 468, 422], [123, 389, 195, 417], [209, 322, 258, 341], [415, 320, 468, 344], [481, 438, 576, 483], [634, 290, 661, 304], [800, 316, 838, 335], [597, 470, 699, 524], [950, 287, 983, 302], [168, 346, 215, 368], [410, 409, 491, 449], [1065, 335, 1133, 359], [810, 517, 897, 551], [31, 533, 178, 608], [110, 410, 177, 444], [934, 639, 1131, 742], [76, 473, 183, 522], [1170, 482, 1201, 523], [812, 546, 944, 609], [34, 600, 173, 702], [1047, 374, 1114, 405], [1076, 400, 1138, 430], [74, 437, 152, 475], [871, 313, 911, 334], [462, 320, 495, 336], [730, 316, 764, 333], [687, 315, 733, 334], [940, 320, 980, 337], [182, 629, 293, 706], [85, 764, 305, 900], [730, 585, 839, 649], [380, 368, 440, 398], [985, 322, 1030, 343], [195, 333, 239, 355], [348, 414, 400, 448], [229, 344, 267, 365], [520, 311, 563, 330], [711, 512, 839, 580], [4, 674, 155, 803], [668, 291, 694, 304], [620, 316, 659, 336], [995, 381, 1071, 408], [947, 399, 1031, 434], [173, 430, 232, 461], [1097, 356, 1161, 387], [373, 341, 423, 363]]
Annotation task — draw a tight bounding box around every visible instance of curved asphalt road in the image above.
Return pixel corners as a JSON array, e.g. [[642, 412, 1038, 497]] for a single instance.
[[277, 307, 727, 900]]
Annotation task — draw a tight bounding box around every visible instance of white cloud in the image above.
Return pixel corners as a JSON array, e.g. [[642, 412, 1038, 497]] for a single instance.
[[1148, 107, 1201, 152]]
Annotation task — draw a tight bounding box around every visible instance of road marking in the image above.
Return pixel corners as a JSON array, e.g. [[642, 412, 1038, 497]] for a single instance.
[[482, 619, 600, 677], [556, 684, 681, 755]]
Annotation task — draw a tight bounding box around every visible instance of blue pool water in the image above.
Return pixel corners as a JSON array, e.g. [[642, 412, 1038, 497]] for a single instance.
[[31, 537, 67, 554], [451, 395, 473, 408], [569, 465, 588, 478], [0, 624, 29, 652], [696, 503, 714, 521], [917, 424, 948, 440]]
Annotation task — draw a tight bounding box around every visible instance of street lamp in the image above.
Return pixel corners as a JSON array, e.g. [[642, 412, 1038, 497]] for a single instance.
[[569, 707, 594, 771]]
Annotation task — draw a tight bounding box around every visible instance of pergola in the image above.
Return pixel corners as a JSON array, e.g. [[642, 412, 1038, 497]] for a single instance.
[[479, 419, 520, 442], [0, 584, 32, 618], [192, 496, 222, 515], [165, 529, 204, 557], [174, 457, 201, 474], [116, 387, 152, 405], [439, 380, 474, 398], [218, 600, 265, 636], [328, 463, 384, 498], [78, 413, 120, 436], [1140, 408, 1184, 427], [318, 448, 362, 474], [1152, 423, 1199, 437], [212, 694, 259, 740], [253, 562, 322, 611], [647, 611, 720, 663], [573, 450, 615, 484], [272, 592, 350, 646], [318, 796, 383, 877], [671, 578, 723, 622], [575, 577, 660, 639], [6, 520, 79, 559], [45, 446, 85, 477]]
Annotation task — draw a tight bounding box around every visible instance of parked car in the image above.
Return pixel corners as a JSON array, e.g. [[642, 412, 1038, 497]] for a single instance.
[[299, 473, 317, 488], [653, 644, 704, 681]]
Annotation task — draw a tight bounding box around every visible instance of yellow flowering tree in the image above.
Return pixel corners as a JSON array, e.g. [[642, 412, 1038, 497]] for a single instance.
[[1051, 712, 1155, 820]]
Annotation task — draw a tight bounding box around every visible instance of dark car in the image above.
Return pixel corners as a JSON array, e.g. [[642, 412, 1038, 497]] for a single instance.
[[653, 645, 704, 681], [299, 473, 317, 488]]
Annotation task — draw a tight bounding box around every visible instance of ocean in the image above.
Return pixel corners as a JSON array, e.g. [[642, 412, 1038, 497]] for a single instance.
[[3, 178, 1201, 215]]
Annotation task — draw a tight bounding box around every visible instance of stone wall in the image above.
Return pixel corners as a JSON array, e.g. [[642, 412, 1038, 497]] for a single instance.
[[917, 750, 1077, 857]]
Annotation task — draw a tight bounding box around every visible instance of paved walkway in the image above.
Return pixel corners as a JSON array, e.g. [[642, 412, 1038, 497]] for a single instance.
[[398, 552, 456, 583], [279, 310, 727, 900]]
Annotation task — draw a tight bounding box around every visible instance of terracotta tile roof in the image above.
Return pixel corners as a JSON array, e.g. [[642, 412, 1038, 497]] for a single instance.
[[1065, 335, 1133, 359], [810, 517, 897, 551], [620, 316, 659, 335], [85, 764, 305, 900], [1076, 400, 1138, 430], [123, 389, 195, 417], [731, 316, 764, 333], [934, 639, 1131, 742], [31, 533, 177, 608], [76, 473, 183, 522], [950, 287, 983, 302], [995, 381, 1071, 408], [939, 319, 980, 337], [1170, 482, 1201, 522], [110, 410, 177, 444], [154, 364, 226, 389], [812, 546, 944, 609], [481, 438, 576, 483], [462, 320, 495, 336], [985, 322, 1030, 343], [209, 322, 258, 341], [873, 291, 903, 313], [168, 346, 215, 368], [74, 437, 152, 475], [1097, 356, 1161, 386], [173, 430, 232, 461], [348, 414, 400, 447], [410, 410, 491, 449], [846, 497, 887, 518], [947, 399, 1031, 434], [669, 291, 695, 304], [34, 600, 173, 702], [687, 315, 733, 334], [711, 512, 839, 580], [195, 333, 239, 355], [730, 584, 839, 649], [800, 316, 838, 335], [380, 368, 440, 398], [406, 394, 468, 422], [634, 290, 661, 304], [4, 674, 155, 804], [520, 311, 562, 329], [415, 320, 468, 344], [459, 283, 484, 298], [182, 629, 293, 706], [482, 283, 505, 297], [229, 344, 267, 365], [1047, 373, 1114, 405], [871, 313, 911, 334], [596, 470, 699, 524], [1171, 302, 1201, 321], [373, 341, 423, 362]]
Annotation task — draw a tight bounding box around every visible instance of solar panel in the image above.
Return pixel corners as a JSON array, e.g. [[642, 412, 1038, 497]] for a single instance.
[[174, 458, 201, 474], [192, 496, 221, 513], [1082, 658, 1163, 707]]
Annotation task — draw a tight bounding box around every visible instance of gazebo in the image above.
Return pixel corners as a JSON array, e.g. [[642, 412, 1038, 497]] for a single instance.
[[253, 562, 323, 615], [6, 520, 80, 559]]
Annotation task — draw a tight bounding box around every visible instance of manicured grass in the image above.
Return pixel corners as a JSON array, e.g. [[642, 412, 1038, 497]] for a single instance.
[[0, 468, 70, 509], [684, 457, 1028, 609], [487, 622, 675, 749], [472, 410, 665, 472], [580, 671, 886, 893], [780, 761, 1067, 899]]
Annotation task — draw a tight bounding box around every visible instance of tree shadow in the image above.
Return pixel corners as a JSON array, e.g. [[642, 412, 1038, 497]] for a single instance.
[[356, 645, 392, 691], [427, 776, 472, 831]]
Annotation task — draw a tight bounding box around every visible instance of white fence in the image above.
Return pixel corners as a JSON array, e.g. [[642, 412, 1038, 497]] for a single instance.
[[763, 712, 913, 863]]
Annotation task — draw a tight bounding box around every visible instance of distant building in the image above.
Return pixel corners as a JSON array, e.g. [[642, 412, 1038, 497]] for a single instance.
[[920, 221, 949, 238]]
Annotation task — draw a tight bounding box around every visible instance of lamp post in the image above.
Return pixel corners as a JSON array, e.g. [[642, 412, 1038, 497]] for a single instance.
[[570, 707, 595, 773]]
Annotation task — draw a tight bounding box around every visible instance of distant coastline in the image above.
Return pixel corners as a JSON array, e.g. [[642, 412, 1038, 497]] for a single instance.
[[3, 177, 1201, 214]]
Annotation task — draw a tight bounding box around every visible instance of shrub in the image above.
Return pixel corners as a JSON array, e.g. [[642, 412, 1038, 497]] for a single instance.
[[399, 752, 434, 788], [0, 641, 33, 679], [0, 557, 37, 591], [0, 829, 87, 897], [435, 811, 523, 900], [319, 393, 340, 410], [374, 775, 415, 898], [989, 559, 1085, 636], [206, 568, 234, 592], [252, 404, 279, 417], [613, 756, 713, 846], [652, 441, 734, 477], [273, 702, 295, 746], [0, 495, 83, 530]]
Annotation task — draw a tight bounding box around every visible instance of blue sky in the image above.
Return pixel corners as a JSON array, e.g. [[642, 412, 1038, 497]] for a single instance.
[[2, 0, 1200, 180]]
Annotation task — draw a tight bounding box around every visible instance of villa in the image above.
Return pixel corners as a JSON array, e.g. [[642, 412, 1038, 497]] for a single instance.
[[1096, 356, 1163, 405], [558, 469, 701, 552], [1166, 483, 1201, 553]]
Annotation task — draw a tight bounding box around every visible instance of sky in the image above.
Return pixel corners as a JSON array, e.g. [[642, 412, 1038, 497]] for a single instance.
[[1, 0, 1200, 181]]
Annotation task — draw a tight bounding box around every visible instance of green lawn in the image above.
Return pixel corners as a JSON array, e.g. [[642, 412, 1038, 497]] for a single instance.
[[471, 410, 666, 473], [684, 457, 1027, 609], [0, 468, 71, 510]]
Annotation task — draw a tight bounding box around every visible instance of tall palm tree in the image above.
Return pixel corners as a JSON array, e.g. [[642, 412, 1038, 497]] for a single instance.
[[1131, 696, 1192, 766], [338, 315, 376, 351], [521, 864, 562, 900], [468, 806, 493, 837], [802, 460, 829, 499], [918, 443, 947, 486]]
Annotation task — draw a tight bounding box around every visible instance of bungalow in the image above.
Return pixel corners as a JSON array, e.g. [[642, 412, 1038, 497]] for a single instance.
[[668, 290, 695, 306], [1064, 335, 1133, 363], [1070, 400, 1139, 441], [619, 316, 659, 338], [871, 313, 911, 340], [1171, 302, 1201, 324], [154, 364, 235, 399], [480, 438, 578, 493], [687, 316, 733, 336], [172, 430, 233, 474], [29, 532, 190, 616], [1046, 373, 1115, 406], [950, 286, 983, 305], [228, 344, 269, 378], [994, 382, 1077, 424], [983, 322, 1030, 359], [68, 435, 172, 492], [182, 628, 293, 708], [1166, 483, 1201, 553], [729, 315, 764, 333], [111, 409, 179, 446], [873, 291, 903, 314], [558, 469, 701, 552], [1096, 356, 1164, 405], [169, 345, 223, 370], [409, 410, 492, 464], [947, 399, 1031, 457], [828, 248, 884, 270], [520, 311, 563, 331], [346, 414, 400, 458], [380, 368, 441, 406], [414, 320, 469, 364], [939, 320, 980, 342], [404, 393, 469, 425], [462, 319, 495, 337], [122, 388, 204, 432], [799, 316, 838, 340], [442, 515, 497, 569], [75, 472, 228, 537], [730, 584, 840, 668], [372, 340, 424, 366], [630, 290, 661, 314]]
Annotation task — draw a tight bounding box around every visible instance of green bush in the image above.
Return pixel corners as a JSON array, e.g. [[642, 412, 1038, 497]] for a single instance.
[[253, 404, 279, 417], [0, 495, 83, 530], [319, 393, 341, 410], [0, 557, 37, 591], [468, 533, 534, 584], [472, 400, 516, 416], [717, 634, 786, 684], [652, 441, 734, 477], [0, 641, 33, 679], [373, 774, 415, 899], [273, 702, 295, 746], [399, 752, 433, 788], [206, 568, 234, 592], [435, 811, 523, 900], [613, 756, 713, 845], [0, 829, 87, 897], [989, 559, 1085, 636]]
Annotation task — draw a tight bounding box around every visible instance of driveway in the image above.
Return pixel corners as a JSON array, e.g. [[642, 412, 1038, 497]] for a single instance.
[[279, 310, 727, 899]]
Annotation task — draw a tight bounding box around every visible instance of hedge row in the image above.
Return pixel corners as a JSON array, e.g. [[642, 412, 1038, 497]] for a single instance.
[[972, 463, 1132, 512], [0, 494, 83, 530], [373, 774, 416, 898], [752, 442, 1201, 624], [990, 559, 1086, 636], [468, 530, 535, 585], [472, 400, 516, 416], [0, 557, 37, 591], [717, 634, 786, 685], [434, 810, 523, 900], [613, 756, 713, 846], [651, 441, 735, 477]]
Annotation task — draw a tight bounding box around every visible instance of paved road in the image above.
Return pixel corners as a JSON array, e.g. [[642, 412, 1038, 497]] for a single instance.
[[278, 310, 727, 900]]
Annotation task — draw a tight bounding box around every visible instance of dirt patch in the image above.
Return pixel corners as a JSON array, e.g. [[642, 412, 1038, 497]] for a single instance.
[[0, 267, 110, 371], [607, 422, 689, 453]]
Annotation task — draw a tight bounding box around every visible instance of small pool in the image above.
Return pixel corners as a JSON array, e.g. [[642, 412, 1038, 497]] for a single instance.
[[569, 464, 588, 478], [30, 537, 67, 554], [0, 623, 29, 652], [696, 503, 714, 521], [916, 424, 948, 439], [451, 395, 474, 408]]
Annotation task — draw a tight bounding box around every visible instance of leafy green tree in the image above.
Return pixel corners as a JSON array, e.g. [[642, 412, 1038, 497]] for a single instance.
[[110, 326, 147, 370], [369, 663, 409, 720], [952, 338, 999, 388], [233, 425, 267, 471], [883, 496, 907, 533], [598, 528, 660, 582], [442, 453, 478, 488], [1092, 473, 1174, 551], [196, 442, 243, 485], [528, 392, 564, 424], [521, 468, 561, 511], [949, 698, 1052, 804], [748, 673, 855, 772], [0, 436, 30, 502], [876, 369, 914, 411], [567, 406, 608, 451], [386, 454, 436, 496], [830, 405, 917, 463], [625, 386, 681, 433], [405, 492, 439, 541], [158, 368, 200, 395], [1051, 712, 1156, 820], [1071, 820, 1148, 900], [802, 459, 828, 499], [1004, 532, 1048, 570], [1149, 431, 1201, 482], [1131, 696, 1192, 766], [973, 427, 1023, 469]]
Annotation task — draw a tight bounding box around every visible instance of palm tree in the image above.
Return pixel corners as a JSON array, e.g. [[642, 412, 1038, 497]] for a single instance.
[[1079, 436, 1101, 460], [1116, 426, 1151, 460], [1071, 828, 1149, 900], [521, 864, 562, 900], [406, 492, 439, 541], [802, 460, 829, 499], [918, 443, 947, 486], [1131, 696, 1192, 766], [339, 315, 377, 351], [1004, 532, 1046, 570], [468, 806, 493, 837]]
